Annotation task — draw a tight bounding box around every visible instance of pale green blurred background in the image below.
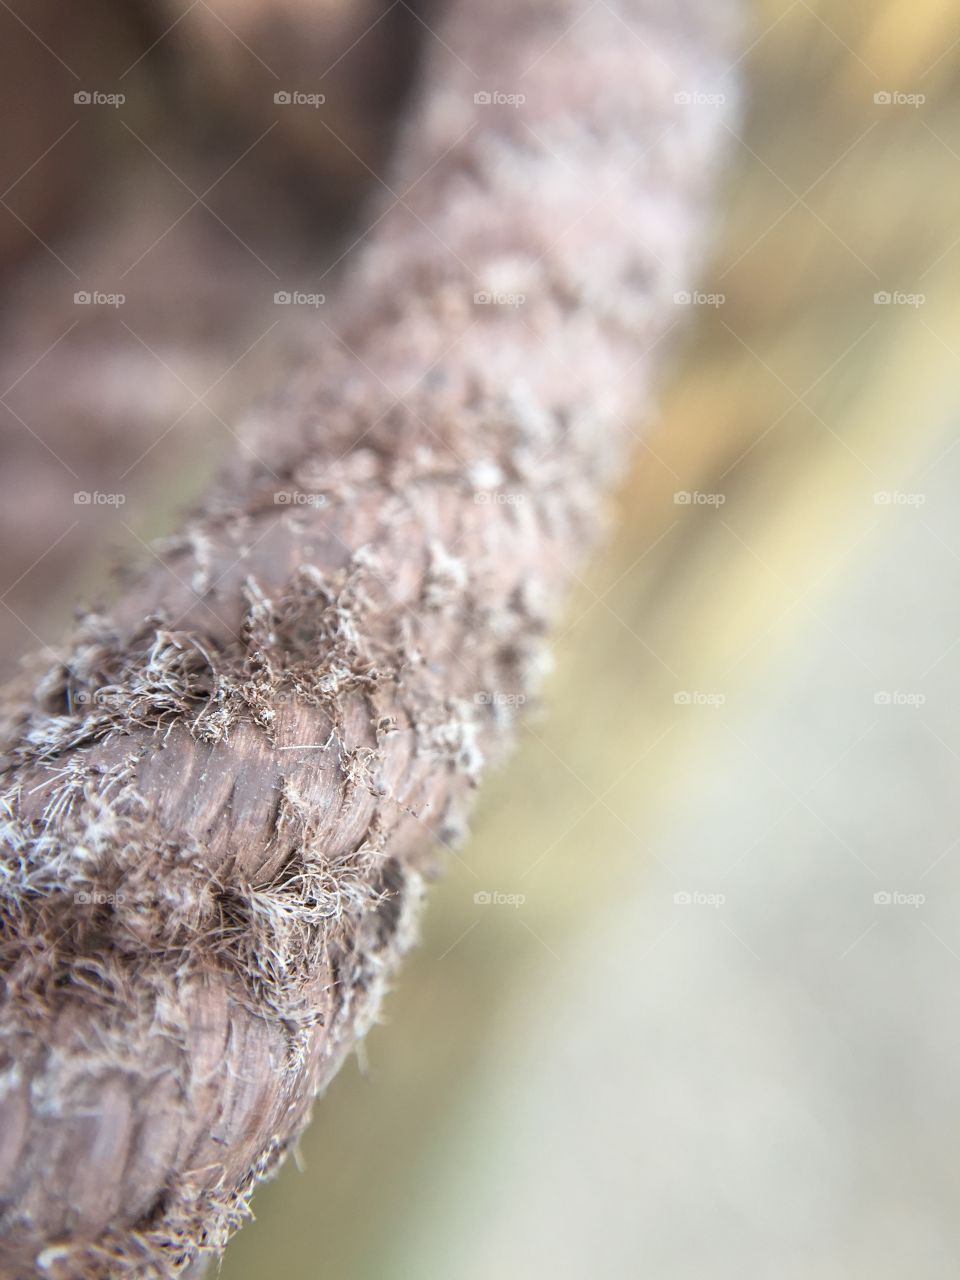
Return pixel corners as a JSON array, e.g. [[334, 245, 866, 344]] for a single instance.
[[218, 2, 960, 1276]]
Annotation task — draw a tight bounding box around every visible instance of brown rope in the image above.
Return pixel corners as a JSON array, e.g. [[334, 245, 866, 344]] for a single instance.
[[0, 0, 736, 1274]]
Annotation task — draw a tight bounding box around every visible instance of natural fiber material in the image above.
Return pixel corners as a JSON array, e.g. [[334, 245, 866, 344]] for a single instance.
[[0, 0, 736, 1274]]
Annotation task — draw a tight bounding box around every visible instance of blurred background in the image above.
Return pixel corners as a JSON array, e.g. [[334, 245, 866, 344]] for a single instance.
[[3, 0, 960, 1276]]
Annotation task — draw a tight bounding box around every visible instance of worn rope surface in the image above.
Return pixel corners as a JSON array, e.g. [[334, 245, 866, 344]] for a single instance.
[[0, 0, 736, 1274]]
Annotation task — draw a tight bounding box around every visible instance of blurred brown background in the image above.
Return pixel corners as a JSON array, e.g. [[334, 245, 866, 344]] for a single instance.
[[3, 0, 960, 1276]]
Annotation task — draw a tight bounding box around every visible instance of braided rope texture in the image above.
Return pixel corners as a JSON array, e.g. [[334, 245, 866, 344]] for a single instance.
[[0, 0, 737, 1274]]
